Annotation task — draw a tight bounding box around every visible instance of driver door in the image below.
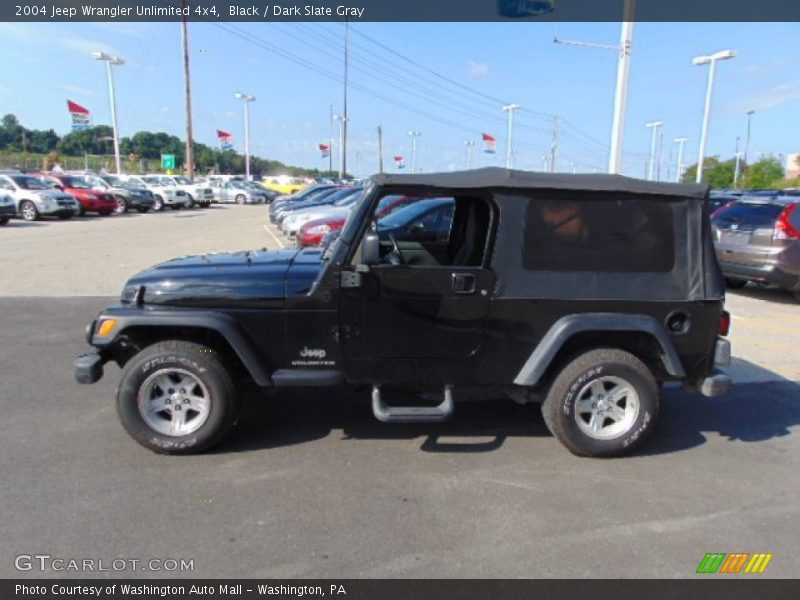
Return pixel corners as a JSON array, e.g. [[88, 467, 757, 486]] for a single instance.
[[338, 195, 495, 362]]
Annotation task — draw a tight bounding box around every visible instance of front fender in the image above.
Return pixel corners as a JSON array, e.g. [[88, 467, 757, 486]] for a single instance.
[[90, 307, 272, 386], [513, 313, 686, 386]]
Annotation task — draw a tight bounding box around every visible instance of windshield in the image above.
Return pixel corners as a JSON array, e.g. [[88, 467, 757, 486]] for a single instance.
[[11, 176, 49, 190], [333, 189, 363, 207], [60, 176, 93, 189], [173, 176, 191, 184], [142, 176, 163, 186], [102, 175, 121, 186]]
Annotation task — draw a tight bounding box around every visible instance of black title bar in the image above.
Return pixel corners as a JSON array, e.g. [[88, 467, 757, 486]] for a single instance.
[[4, 0, 800, 22]]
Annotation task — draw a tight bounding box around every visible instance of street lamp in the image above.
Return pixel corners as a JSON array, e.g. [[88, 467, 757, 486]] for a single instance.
[[464, 140, 475, 170], [92, 51, 124, 175], [673, 137, 689, 183], [692, 49, 736, 183], [234, 93, 255, 180], [645, 121, 664, 181], [333, 114, 348, 178], [501, 103, 519, 169], [407, 131, 421, 174]]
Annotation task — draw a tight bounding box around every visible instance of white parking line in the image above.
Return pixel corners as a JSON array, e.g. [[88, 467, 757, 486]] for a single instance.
[[263, 223, 286, 249]]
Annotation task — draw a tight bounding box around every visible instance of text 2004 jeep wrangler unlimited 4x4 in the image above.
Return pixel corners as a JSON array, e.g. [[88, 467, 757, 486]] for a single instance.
[[74, 168, 732, 457]]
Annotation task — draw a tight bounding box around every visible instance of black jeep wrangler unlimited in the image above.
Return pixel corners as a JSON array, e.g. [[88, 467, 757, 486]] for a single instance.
[[74, 168, 732, 457]]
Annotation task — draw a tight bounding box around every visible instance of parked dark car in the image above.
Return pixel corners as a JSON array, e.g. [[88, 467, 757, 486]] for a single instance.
[[712, 195, 800, 299], [0, 192, 15, 225], [74, 168, 731, 458]]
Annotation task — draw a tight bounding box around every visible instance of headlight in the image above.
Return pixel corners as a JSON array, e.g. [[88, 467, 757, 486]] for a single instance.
[[306, 224, 332, 235], [37, 192, 51, 201]]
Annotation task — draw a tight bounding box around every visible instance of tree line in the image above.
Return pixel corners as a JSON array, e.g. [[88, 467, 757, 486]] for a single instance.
[[0, 113, 335, 177], [681, 155, 797, 190]]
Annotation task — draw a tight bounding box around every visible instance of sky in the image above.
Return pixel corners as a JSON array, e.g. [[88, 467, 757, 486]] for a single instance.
[[0, 20, 798, 178]]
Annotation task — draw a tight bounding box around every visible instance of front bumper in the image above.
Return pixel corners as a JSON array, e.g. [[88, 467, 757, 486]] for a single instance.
[[74, 350, 105, 384], [39, 203, 78, 216]]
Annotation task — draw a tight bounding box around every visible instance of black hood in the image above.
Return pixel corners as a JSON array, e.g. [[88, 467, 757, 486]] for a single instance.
[[121, 248, 323, 308]]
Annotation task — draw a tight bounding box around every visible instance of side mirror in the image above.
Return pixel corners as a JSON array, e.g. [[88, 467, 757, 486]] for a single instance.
[[361, 231, 381, 265]]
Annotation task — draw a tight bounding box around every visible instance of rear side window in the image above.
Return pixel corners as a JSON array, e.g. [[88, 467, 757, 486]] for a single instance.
[[712, 203, 783, 230], [523, 193, 675, 273]]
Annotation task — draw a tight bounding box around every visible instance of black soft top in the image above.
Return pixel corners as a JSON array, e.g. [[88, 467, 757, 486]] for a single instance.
[[370, 167, 708, 199]]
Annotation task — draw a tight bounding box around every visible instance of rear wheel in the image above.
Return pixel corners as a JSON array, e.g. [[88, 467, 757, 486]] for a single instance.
[[185, 195, 195, 209], [116, 340, 240, 454], [20, 201, 39, 222], [114, 196, 127, 214], [541, 348, 659, 457], [236, 194, 247, 205], [725, 278, 747, 289]]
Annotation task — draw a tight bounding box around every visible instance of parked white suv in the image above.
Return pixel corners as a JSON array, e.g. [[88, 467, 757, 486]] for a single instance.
[[169, 176, 214, 208], [123, 176, 189, 211], [0, 173, 79, 221]]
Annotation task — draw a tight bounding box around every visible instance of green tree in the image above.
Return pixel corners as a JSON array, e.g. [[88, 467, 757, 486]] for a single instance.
[[27, 129, 60, 154], [57, 125, 114, 156], [681, 156, 737, 188], [741, 157, 784, 189]]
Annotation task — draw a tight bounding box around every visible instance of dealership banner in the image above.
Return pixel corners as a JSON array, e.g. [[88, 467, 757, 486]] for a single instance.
[[319, 143, 331, 159], [66, 100, 91, 131], [3, 579, 800, 600], [216, 129, 234, 151], [4, 0, 799, 22], [394, 155, 405, 169]]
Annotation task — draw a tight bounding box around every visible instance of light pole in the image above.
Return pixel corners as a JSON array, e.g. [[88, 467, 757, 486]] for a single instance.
[[464, 140, 475, 170], [333, 115, 348, 178], [693, 49, 737, 183], [92, 51, 124, 175], [407, 130, 421, 174], [501, 104, 519, 169], [234, 92, 255, 180], [328, 102, 334, 176], [645, 121, 664, 181], [609, 0, 636, 174], [744, 109, 754, 166], [733, 136, 742, 188], [673, 137, 688, 183]]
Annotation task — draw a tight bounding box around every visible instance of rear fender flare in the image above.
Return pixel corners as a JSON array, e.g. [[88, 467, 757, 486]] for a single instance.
[[513, 313, 686, 386]]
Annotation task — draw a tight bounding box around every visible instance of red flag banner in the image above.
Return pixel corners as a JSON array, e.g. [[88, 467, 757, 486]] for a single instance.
[[394, 155, 405, 169], [482, 133, 496, 154], [319, 143, 330, 158], [67, 99, 91, 131], [216, 129, 234, 150]]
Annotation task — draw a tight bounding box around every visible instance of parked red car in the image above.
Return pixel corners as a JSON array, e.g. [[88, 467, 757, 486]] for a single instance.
[[40, 174, 117, 216], [296, 195, 423, 248]]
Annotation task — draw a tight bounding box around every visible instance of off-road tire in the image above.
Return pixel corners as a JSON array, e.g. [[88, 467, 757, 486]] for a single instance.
[[541, 348, 659, 458], [20, 201, 39, 221], [116, 340, 239, 454]]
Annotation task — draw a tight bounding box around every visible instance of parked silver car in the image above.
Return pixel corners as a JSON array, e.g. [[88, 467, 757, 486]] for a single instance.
[[712, 195, 800, 300], [206, 179, 269, 204], [0, 173, 79, 221]]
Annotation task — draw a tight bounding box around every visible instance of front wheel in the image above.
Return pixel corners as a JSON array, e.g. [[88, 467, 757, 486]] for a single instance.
[[185, 195, 195, 209], [236, 194, 247, 205], [541, 348, 659, 458], [153, 196, 164, 211], [116, 340, 240, 454], [20, 201, 39, 222], [114, 196, 127, 214]]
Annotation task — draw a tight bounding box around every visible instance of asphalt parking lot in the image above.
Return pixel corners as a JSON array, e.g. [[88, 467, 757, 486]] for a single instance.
[[1, 207, 798, 578]]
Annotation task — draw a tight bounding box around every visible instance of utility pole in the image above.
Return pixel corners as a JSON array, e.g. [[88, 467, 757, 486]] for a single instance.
[[673, 137, 688, 183], [334, 115, 347, 178], [550, 115, 559, 172], [645, 121, 664, 181], [180, 1, 195, 181], [465, 140, 475, 170], [553, 0, 635, 174], [408, 131, 421, 174], [501, 104, 519, 169], [377, 125, 384, 174], [342, 21, 349, 178]]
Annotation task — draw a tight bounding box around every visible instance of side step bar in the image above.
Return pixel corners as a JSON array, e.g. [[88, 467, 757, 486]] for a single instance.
[[372, 385, 454, 423]]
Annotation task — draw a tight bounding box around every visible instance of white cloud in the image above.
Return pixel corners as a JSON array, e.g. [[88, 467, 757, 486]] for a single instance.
[[733, 79, 800, 112], [56, 84, 99, 97], [466, 60, 490, 79]]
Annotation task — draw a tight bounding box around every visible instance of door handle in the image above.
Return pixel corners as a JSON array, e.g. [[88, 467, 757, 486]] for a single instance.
[[451, 272, 477, 294]]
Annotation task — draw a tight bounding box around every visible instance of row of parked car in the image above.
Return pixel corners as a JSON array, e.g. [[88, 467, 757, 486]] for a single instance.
[[710, 189, 800, 300], [0, 169, 292, 223]]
